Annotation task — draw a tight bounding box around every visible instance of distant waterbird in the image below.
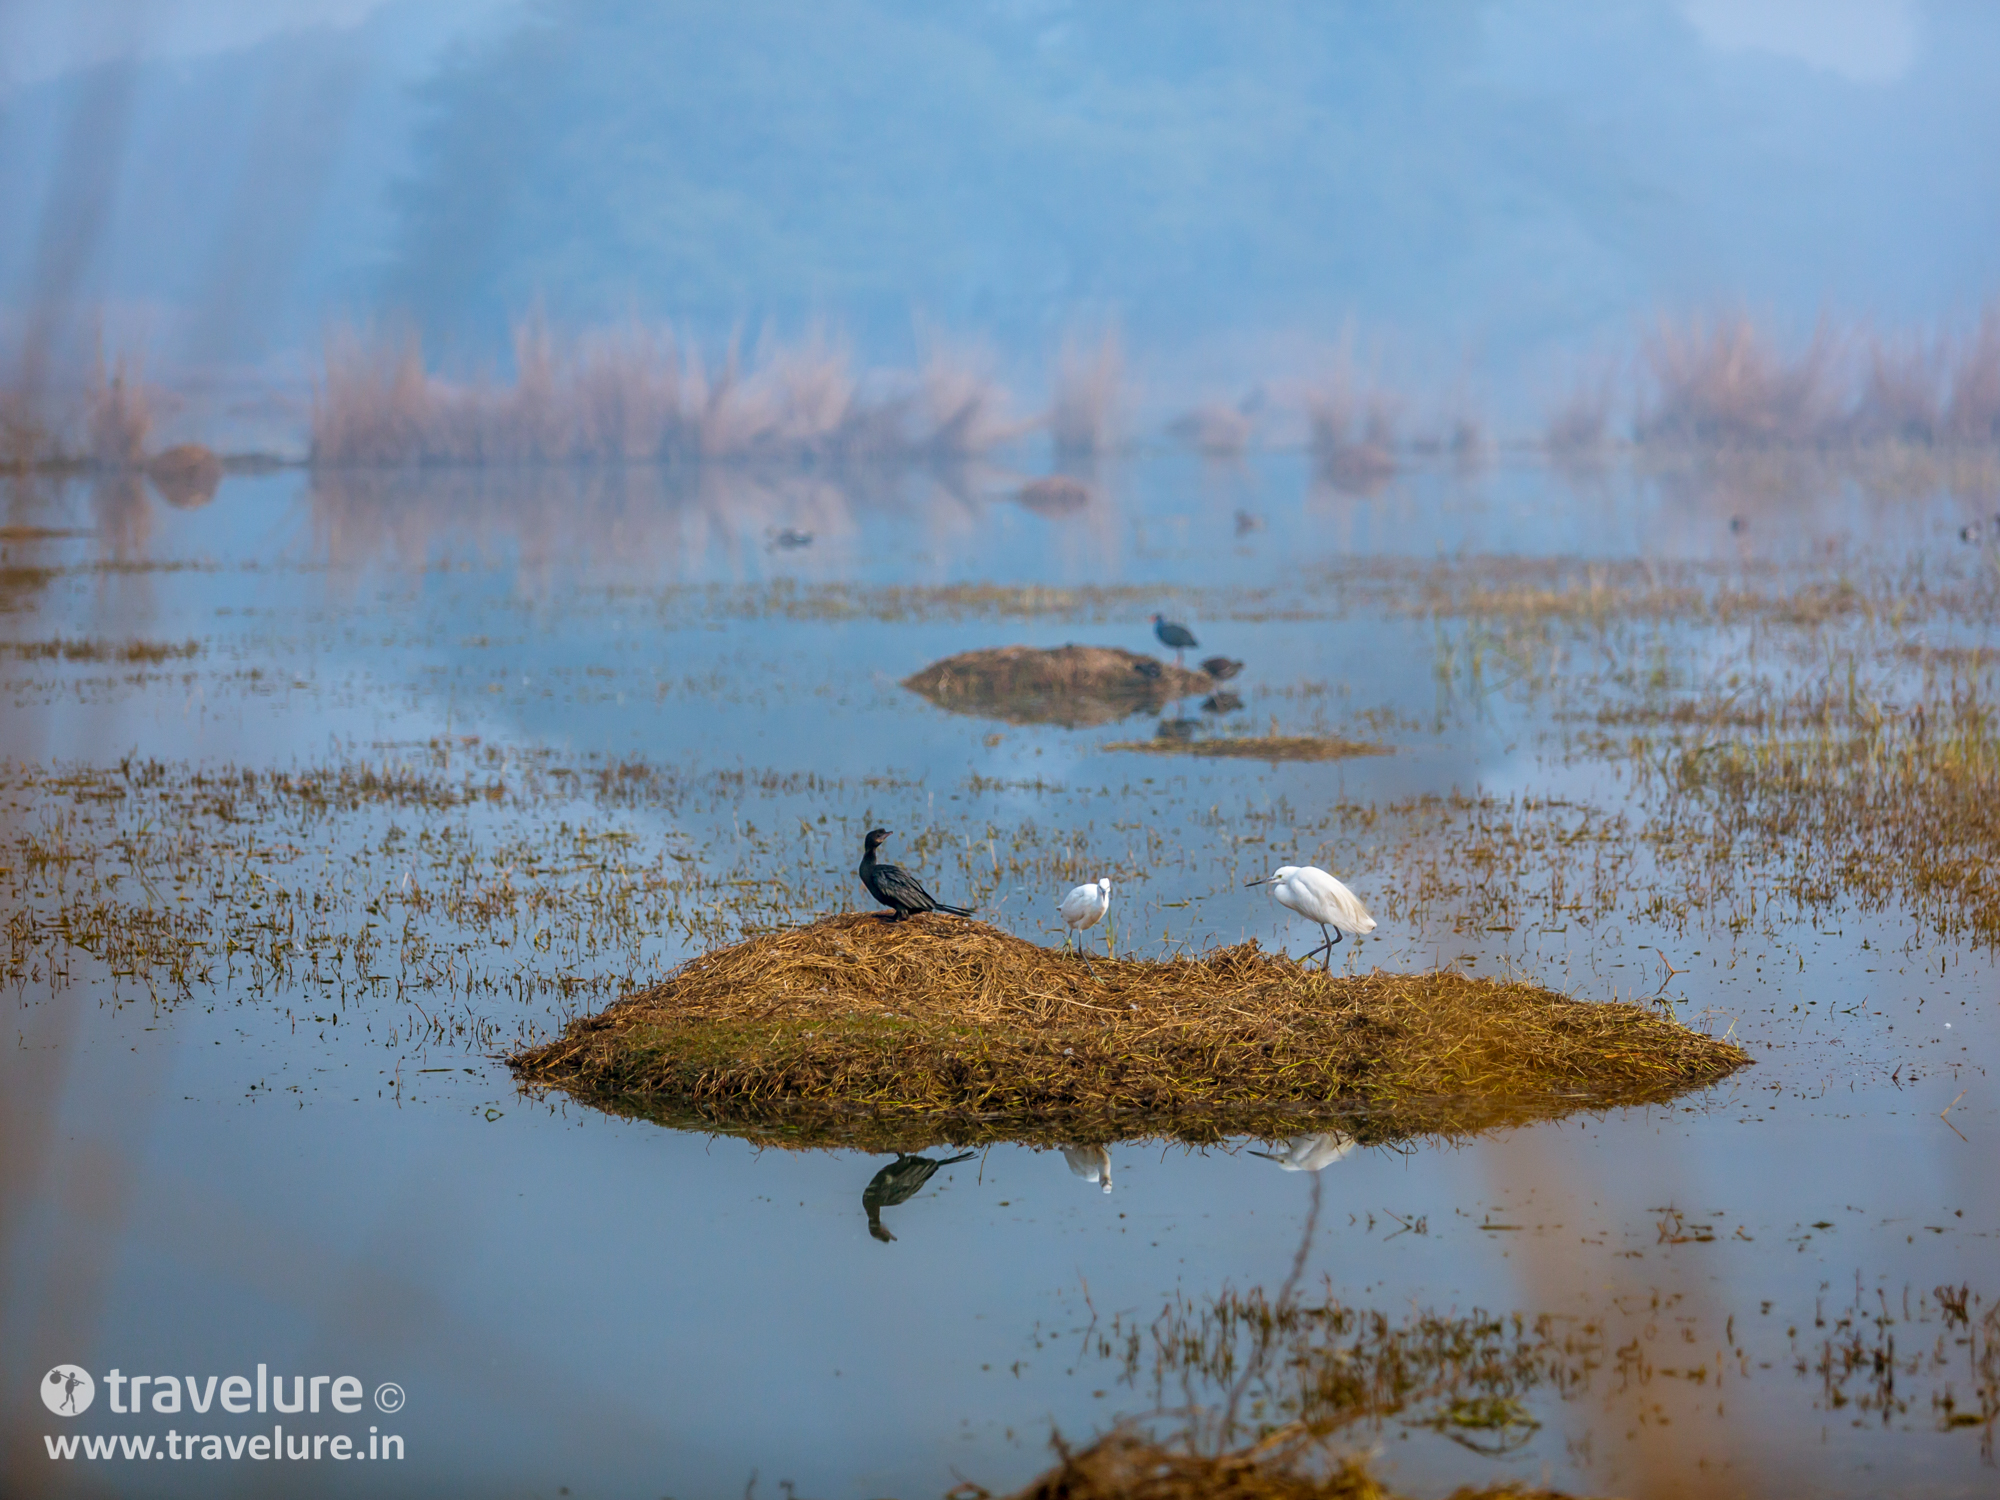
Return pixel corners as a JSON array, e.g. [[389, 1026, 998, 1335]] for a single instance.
[[1151, 613, 1199, 664], [862, 1151, 975, 1241], [1200, 656, 1243, 681], [859, 829, 973, 921], [1249, 1133, 1357, 1172], [1248, 863, 1376, 971], [1061, 1144, 1114, 1193], [767, 526, 814, 550]]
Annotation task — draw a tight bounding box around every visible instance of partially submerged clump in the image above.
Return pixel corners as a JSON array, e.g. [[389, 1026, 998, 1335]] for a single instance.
[[510, 914, 1748, 1148], [1, 637, 200, 664], [1104, 733, 1390, 762], [904, 644, 1213, 727], [1001, 1428, 1579, 1500]]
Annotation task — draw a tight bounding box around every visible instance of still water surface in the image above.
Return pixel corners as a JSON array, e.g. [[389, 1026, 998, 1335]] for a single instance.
[[2, 454, 1993, 1497]]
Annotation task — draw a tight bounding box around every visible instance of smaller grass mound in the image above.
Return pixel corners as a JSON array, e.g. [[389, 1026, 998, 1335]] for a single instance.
[[1002, 1430, 1578, 1500], [904, 644, 1212, 727], [1105, 733, 1390, 762], [511, 914, 1747, 1147]]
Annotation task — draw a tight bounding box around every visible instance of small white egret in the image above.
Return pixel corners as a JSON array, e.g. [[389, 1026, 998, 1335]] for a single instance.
[[1248, 863, 1375, 970], [1250, 1133, 1357, 1172], [1058, 877, 1112, 950], [1060, 1144, 1113, 1193]]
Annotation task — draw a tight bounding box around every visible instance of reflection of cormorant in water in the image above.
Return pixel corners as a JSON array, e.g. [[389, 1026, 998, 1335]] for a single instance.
[[1249, 1133, 1357, 1172], [1060, 1144, 1113, 1193], [862, 1151, 975, 1241]]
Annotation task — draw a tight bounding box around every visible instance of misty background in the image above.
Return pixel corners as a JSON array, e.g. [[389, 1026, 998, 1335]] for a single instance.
[[3, 0, 1998, 445]]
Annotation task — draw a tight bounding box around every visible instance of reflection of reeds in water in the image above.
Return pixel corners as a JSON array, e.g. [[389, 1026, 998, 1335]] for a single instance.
[[1050, 328, 1124, 459], [305, 462, 977, 582], [1308, 372, 1400, 495], [310, 317, 1023, 467]]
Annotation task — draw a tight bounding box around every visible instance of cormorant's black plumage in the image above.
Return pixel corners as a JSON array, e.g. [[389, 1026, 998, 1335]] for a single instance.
[[859, 828, 973, 920]]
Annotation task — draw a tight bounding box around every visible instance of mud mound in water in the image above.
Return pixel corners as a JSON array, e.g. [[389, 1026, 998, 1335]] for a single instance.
[[903, 643, 1214, 727], [511, 913, 1749, 1149]]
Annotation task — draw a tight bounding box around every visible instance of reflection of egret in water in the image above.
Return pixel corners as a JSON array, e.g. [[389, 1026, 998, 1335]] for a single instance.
[[1060, 1144, 1113, 1193], [1249, 1133, 1356, 1172], [861, 1151, 975, 1242]]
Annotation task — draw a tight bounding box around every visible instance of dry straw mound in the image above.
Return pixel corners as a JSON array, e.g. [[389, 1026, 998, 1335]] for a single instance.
[[904, 644, 1213, 727], [511, 914, 1747, 1148]]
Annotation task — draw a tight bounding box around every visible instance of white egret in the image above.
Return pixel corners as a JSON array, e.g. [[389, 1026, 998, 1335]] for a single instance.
[[1250, 1133, 1357, 1172], [1248, 864, 1375, 970], [1060, 1144, 1113, 1193], [1058, 877, 1112, 950]]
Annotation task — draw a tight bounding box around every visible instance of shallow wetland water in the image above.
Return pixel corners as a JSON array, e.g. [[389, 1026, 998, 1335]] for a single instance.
[[2, 452, 1995, 1497]]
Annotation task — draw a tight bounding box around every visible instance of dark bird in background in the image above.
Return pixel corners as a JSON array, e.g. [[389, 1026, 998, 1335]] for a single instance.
[[1233, 508, 1264, 537], [1131, 658, 1162, 680], [1961, 514, 2000, 543], [862, 1151, 976, 1241], [1200, 656, 1243, 681], [859, 828, 973, 921], [1151, 613, 1198, 664]]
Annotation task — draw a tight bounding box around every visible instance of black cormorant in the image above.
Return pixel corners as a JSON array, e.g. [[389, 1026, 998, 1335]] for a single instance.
[[859, 828, 973, 920]]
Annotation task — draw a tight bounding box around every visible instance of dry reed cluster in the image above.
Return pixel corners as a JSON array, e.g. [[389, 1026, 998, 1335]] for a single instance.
[[1633, 309, 2000, 450], [310, 318, 1022, 467], [509, 913, 1749, 1148]]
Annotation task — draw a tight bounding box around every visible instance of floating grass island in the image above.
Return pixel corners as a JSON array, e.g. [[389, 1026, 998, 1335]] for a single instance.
[[903, 644, 1213, 727], [511, 915, 1748, 1149]]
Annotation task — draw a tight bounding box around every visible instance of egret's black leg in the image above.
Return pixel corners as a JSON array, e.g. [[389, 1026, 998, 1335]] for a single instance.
[[1304, 923, 1334, 971]]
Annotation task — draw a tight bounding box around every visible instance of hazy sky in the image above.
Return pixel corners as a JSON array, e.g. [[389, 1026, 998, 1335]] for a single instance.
[[0, 0, 510, 87], [0, 0, 1924, 88], [1, 0, 1986, 407]]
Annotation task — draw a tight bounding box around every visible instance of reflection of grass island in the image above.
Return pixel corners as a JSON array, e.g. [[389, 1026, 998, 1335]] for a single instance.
[[903, 644, 1213, 727], [510, 914, 1748, 1149], [1105, 733, 1392, 762]]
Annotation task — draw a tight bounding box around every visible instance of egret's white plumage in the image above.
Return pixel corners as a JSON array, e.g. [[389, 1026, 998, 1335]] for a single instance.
[[1058, 877, 1112, 950], [1060, 1144, 1113, 1193], [1249, 863, 1375, 969], [1250, 1133, 1357, 1172]]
